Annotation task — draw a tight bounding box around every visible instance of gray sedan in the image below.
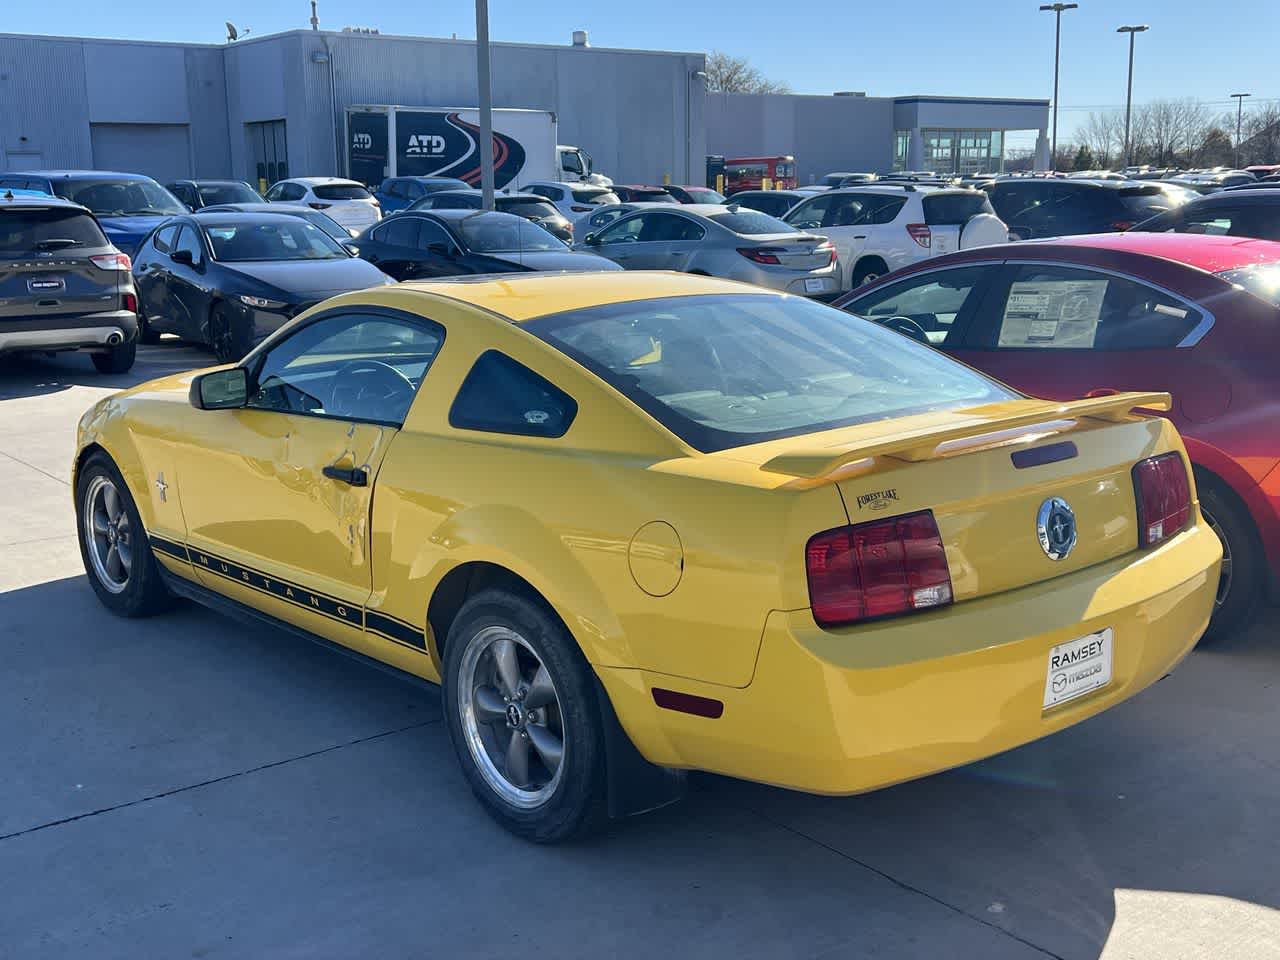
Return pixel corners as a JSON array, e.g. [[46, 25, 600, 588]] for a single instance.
[[576, 204, 838, 297]]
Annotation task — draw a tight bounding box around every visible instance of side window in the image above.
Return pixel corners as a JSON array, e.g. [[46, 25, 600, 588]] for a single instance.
[[152, 224, 179, 254], [527, 184, 558, 201], [405, 181, 426, 200], [846, 266, 992, 346], [597, 214, 646, 244], [785, 195, 832, 228], [416, 219, 456, 251], [865, 197, 907, 225], [639, 213, 704, 242], [247, 311, 445, 425], [589, 208, 624, 230], [281, 183, 307, 202], [169, 184, 193, 206], [264, 183, 285, 201], [825, 194, 867, 227], [982, 265, 1203, 351], [449, 350, 577, 438], [173, 225, 205, 265], [382, 180, 404, 198], [379, 216, 420, 248]]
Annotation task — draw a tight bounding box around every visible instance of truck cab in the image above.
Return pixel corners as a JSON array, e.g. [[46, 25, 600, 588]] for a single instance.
[[557, 145, 612, 187]]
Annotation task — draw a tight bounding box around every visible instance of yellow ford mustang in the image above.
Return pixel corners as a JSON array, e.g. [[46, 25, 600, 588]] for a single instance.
[[73, 272, 1221, 841]]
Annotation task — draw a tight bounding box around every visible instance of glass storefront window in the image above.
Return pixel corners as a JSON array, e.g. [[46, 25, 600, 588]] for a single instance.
[[916, 129, 1006, 175]]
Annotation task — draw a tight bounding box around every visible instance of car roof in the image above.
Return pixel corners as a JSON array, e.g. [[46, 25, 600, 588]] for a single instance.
[[1048, 233, 1280, 271], [0, 193, 89, 210], [192, 210, 322, 224], [731, 189, 804, 197], [182, 179, 252, 186], [1191, 188, 1280, 203], [410, 208, 522, 222], [18, 170, 157, 181], [283, 177, 364, 186], [398, 271, 759, 322], [200, 202, 313, 212]]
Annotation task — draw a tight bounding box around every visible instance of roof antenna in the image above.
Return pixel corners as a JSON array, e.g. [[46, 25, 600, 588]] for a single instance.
[[310, 0, 319, 30]]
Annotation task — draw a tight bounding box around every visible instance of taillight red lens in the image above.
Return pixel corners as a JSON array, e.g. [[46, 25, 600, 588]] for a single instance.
[[813, 241, 836, 265], [738, 246, 783, 264], [806, 510, 953, 627], [906, 223, 931, 248], [89, 253, 131, 271], [1133, 452, 1191, 548], [122, 292, 138, 313]]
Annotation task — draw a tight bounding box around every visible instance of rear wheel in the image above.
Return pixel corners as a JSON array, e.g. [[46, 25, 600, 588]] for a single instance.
[[91, 340, 136, 374], [852, 257, 888, 288], [209, 303, 252, 363], [443, 589, 608, 842], [1197, 472, 1263, 643]]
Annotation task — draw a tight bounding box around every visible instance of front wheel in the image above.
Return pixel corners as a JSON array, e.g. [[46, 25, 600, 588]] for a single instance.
[[208, 303, 253, 363], [442, 589, 608, 842]]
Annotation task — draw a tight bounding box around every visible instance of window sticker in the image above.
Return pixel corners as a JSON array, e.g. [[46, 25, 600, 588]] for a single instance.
[[998, 279, 1108, 348]]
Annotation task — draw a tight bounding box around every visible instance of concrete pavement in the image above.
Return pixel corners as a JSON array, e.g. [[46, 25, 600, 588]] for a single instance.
[[1, 345, 1277, 959]]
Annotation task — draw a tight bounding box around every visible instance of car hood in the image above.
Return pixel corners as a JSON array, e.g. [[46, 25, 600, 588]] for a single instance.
[[97, 215, 175, 255], [490, 250, 623, 272], [227, 258, 391, 299]]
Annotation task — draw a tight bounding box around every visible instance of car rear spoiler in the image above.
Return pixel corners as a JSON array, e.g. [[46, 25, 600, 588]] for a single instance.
[[760, 392, 1172, 479]]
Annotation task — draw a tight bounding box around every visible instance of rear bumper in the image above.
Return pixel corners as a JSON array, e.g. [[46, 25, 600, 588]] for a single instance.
[[732, 264, 840, 297], [599, 520, 1220, 794], [0, 310, 138, 354]]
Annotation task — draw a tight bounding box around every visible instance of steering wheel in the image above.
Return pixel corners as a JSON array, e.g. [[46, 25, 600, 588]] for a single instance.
[[329, 359, 415, 422], [880, 315, 931, 344]]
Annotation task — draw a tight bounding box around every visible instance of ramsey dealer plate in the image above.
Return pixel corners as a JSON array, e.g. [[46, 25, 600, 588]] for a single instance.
[[28, 277, 65, 292], [804, 278, 827, 293], [1043, 628, 1113, 709]]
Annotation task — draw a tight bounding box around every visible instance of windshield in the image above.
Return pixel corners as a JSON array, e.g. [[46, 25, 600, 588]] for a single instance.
[[459, 214, 566, 253], [53, 178, 185, 217], [572, 187, 619, 204], [822, 174, 847, 187], [313, 184, 373, 201], [0, 207, 107, 255], [203, 219, 349, 262], [1119, 187, 1180, 220], [527, 294, 1015, 452], [708, 209, 796, 235], [498, 198, 561, 220], [923, 193, 996, 224], [198, 183, 261, 205], [1219, 262, 1280, 307], [299, 211, 353, 242]]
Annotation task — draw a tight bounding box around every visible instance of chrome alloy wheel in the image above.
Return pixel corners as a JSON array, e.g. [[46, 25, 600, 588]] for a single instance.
[[83, 475, 132, 594], [1201, 504, 1233, 608], [457, 625, 566, 809]]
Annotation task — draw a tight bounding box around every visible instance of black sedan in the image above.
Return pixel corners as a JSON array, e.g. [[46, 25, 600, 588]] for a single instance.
[[349, 209, 621, 282], [166, 179, 262, 211], [406, 190, 574, 242], [132, 212, 392, 361], [197, 201, 354, 243], [1130, 187, 1280, 242]]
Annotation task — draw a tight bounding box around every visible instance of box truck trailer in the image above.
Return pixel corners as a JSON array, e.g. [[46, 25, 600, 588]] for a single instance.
[[346, 105, 608, 190]]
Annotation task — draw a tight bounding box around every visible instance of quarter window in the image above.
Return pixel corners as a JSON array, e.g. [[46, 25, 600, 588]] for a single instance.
[[172, 225, 204, 265], [449, 350, 577, 438], [246, 311, 445, 426], [378, 217, 420, 248], [152, 224, 179, 254], [416, 219, 456, 251]]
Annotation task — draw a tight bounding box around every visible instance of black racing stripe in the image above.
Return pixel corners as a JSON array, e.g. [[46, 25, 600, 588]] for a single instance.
[[365, 610, 427, 650], [187, 547, 363, 628], [149, 535, 190, 561]]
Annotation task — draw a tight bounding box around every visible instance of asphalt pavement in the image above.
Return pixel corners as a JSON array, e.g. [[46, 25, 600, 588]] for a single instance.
[[1, 344, 1277, 960]]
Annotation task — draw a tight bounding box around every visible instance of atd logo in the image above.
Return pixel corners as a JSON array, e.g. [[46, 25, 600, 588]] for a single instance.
[[405, 134, 446, 156], [352, 133, 373, 150]]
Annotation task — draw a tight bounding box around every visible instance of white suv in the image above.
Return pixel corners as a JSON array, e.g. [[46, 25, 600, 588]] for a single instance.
[[782, 184, 1008, 289], [524, 180, 621, 223], [264, 177, 382, 234]]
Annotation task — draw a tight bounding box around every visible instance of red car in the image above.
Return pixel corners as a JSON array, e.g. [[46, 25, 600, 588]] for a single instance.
[[836, 232, 1280, 639]]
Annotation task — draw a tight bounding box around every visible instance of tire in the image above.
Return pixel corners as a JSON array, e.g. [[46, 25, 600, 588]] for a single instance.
[[1197, 472, 1263, 644], [442, 588, 608, 843], [208, 303, 252, 363], [852, 258, 888, 288], [91, 340, 137, 374], [75, 453, 172, 617], [137, 313, 161, 345]]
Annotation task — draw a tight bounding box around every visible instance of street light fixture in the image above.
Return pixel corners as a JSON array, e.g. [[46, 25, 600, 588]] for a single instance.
[[1231, 92, 1252, 169], [1040, 3, 1078, 171], [1117, 25, 1149, 169]]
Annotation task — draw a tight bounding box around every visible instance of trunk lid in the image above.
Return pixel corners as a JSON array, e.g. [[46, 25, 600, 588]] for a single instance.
[[743, 233, 833, 270], [755, 393, 1175, 603]]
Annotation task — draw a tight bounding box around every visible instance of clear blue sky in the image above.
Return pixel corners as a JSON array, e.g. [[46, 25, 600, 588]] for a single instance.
[[7, 0, 1276, 144]]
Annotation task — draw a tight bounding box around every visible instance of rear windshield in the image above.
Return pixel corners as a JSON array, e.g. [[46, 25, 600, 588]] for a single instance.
[[630, 190, 678, 203], [313, 184, 373, 200], [708, 209, 794, 235], [571, 187, 619, 204], [922, 192, 996, 224], [198, 183, 261, 205], [526, 294, 1015, 452], [203, 220, 348, 261], [1118, 186, 1179, 220], [1218, 262, 1280, 307], [683, 188, 726, 203], [53, 178, 186, 216], [498, 198, 560, 219], [0, 207, 107, 255]]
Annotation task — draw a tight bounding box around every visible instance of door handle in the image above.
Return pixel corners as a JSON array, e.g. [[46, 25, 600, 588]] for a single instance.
[[323, 464, 368, 486], [853, 235, 867, 240]]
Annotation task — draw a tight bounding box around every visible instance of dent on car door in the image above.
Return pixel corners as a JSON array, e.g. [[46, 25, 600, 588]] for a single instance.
[[174, 309, 447, 658], [136, 226, 178, 331]]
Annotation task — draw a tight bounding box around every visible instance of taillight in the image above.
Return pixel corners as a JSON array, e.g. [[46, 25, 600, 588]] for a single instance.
[[805, 510, 953, 627], [1112, 220, 1136, 231], [90, 253, 131, 271], [122, 292, 137, 313], [906, 223, 931, 248], [570, 204, 593, 212], [1132, 452, 1191, 548], [738, 246, 784, 265], [816, 241, 836, 265], [309, 202, 332, 210]]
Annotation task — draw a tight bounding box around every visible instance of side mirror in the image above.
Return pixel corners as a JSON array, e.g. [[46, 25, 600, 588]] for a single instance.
[[189, 368, 248, 410], [583, 233, 599, 245], [171, 249, 194, 266]]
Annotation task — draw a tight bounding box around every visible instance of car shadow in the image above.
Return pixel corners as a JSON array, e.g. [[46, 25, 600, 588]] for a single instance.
[[0, 338, 211, 400], [5, 570, 1277, 958]]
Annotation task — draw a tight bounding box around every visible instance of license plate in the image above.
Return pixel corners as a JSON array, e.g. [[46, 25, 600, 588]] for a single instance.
[[804, 278, 826, 293], [1043, 628, 1113, 709], [28, 277, 65, 292]]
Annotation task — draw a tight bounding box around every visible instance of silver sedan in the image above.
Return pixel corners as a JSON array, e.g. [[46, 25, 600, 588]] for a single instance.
[[576, 204, 839, 297]]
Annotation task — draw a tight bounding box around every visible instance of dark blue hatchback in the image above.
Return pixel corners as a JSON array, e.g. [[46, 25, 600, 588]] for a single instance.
[[0, 171, 186, 257]]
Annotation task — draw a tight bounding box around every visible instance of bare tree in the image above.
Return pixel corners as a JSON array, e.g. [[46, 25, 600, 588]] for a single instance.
[[704, 51, 791, 95], [1083, 110, 1125, 168], [1241, 101, 1280, 164]]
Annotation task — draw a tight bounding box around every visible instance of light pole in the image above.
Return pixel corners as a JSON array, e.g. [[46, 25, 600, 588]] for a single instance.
[[1117, 25, 1148, 169], [1040, 3, 1078, 171], [1231, 92, 1252, 169], [475, 0, 495, 209]]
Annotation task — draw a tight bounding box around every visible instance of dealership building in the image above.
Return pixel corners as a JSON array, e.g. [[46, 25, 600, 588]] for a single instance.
[[0, 28, 1048, 186]]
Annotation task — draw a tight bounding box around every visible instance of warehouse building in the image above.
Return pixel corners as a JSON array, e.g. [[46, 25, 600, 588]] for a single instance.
[[0, 29, 707, 186], [706, 92, 1051, 180]]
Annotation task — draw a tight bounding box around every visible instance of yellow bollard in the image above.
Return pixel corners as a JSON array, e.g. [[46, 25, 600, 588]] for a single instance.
[[762, 177, 773, 191], [662, 172, 671, 184]]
